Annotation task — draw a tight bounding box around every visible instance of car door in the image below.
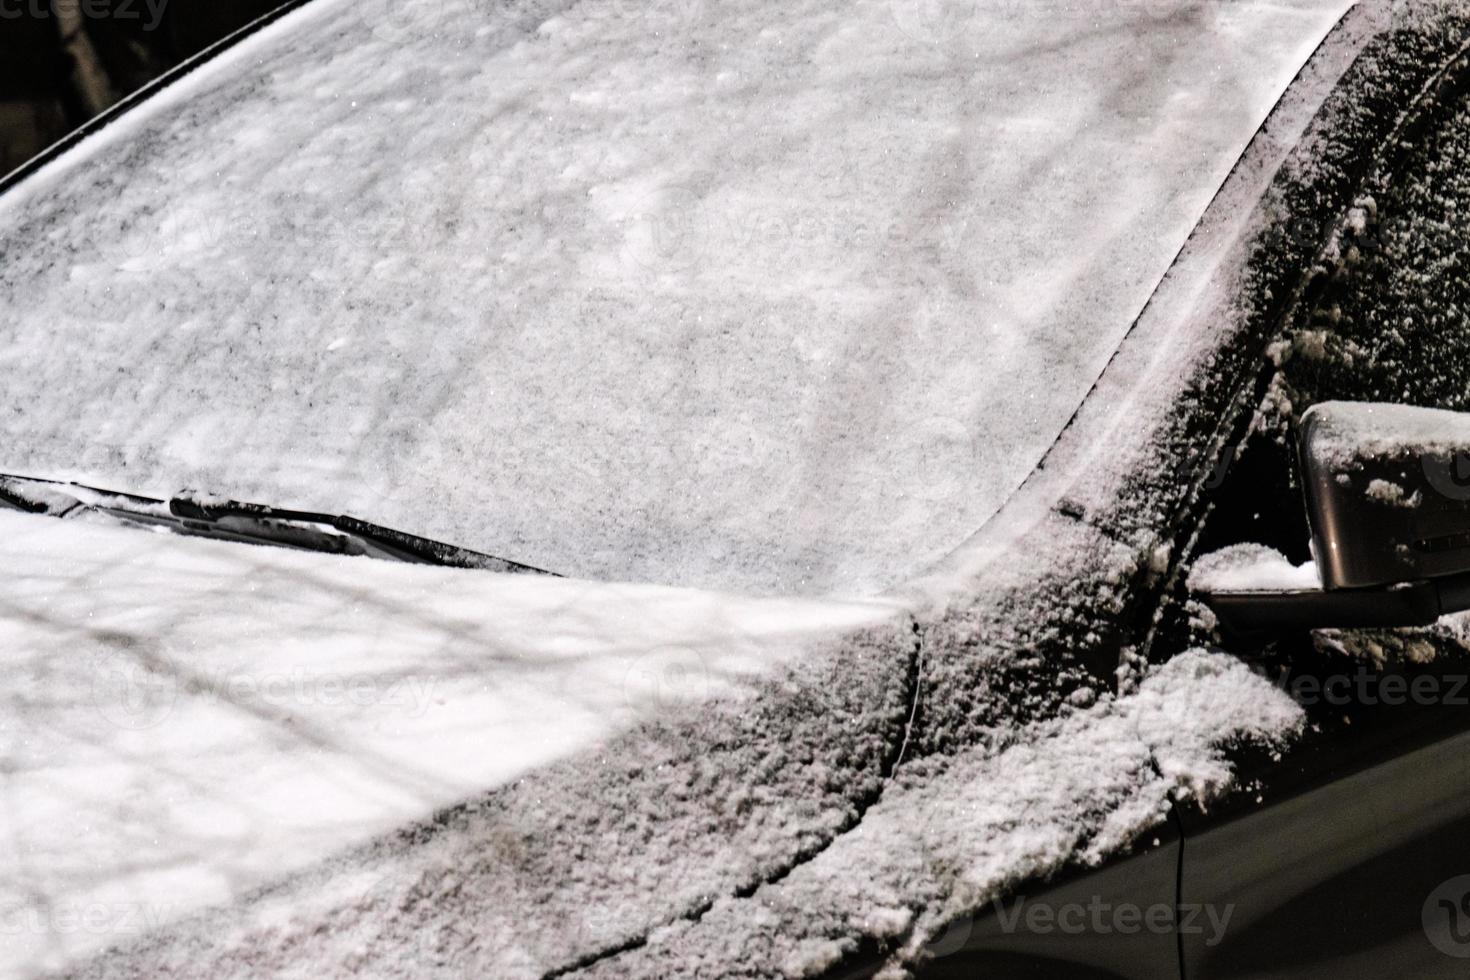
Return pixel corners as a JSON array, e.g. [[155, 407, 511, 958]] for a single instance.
[[911, 824, 1183, 980], [1175, 628, 1470, 978]]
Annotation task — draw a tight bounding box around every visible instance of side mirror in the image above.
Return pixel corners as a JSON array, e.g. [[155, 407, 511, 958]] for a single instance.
[[1199, 401, 1470, 634]]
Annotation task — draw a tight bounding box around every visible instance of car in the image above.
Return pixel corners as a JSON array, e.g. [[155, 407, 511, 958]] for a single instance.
[[4, 0, 1470, 978]]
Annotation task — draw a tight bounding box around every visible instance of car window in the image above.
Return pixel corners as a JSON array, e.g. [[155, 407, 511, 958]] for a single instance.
[[0, 0, 1352, 594]]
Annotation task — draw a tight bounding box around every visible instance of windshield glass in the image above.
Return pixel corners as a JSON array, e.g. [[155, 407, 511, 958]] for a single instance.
[[0, 0, 1350, 595]]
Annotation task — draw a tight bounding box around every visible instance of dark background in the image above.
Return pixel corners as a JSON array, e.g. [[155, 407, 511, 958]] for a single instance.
[[0, 1, 281, 175]]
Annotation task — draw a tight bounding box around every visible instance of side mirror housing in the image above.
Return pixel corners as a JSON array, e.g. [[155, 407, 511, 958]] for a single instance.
[[1197, 401, 1470, 634], [1301, 401, 1470, 589]]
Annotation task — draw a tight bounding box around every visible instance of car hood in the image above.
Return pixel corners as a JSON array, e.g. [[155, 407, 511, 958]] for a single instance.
[[0, 509, 898, 978]]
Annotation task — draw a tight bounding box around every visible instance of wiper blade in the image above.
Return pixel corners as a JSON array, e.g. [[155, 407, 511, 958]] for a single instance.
[[0, 473, 555, 576]]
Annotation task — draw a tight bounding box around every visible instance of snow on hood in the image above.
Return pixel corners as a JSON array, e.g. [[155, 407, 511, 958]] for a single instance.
[[0, 509, 898, 979], [0, 0, 1351, 596], [49, 649, 1303, 980]]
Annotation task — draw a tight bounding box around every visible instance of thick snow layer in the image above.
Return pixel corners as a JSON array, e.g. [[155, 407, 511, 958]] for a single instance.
[[1190, 543, 1321, 593], [1271, 75, 1470, 427], [61, 649, 1299, 979], [571, 650, 1304, 978], [1304, 400, 1470, 468], [0, 0, 1350, 595], [0, 509, 898, 980]]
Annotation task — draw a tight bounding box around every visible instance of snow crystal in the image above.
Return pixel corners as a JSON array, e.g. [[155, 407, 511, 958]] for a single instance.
[[1365, 477, 1421, 507], [1189, 543, 1322, 593], [780, 940, 850, 979]]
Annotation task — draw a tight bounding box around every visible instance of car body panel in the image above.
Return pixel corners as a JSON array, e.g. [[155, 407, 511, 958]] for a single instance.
[[917, 822, 1182, 980], [1177, 640, 1470, 978]]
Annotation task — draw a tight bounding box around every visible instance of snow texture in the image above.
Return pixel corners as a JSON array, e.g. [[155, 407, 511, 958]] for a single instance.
[[510, 651, 1304, 979], [567, 651, 1304, 980], [1364, 476, 1421, 506], [46, 649, 1302, 980], [1270, 48, 1470, 432], [0, 508, 901, 979], [1315, 605, 1470, 667], [13, 1, 1467, 978], [0, 0, 1351, 596], [1190, 543, 1322, 593], [1304, 400, 1470, 468]]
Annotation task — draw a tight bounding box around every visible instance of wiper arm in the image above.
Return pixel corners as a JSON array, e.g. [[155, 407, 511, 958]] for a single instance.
[[0, 472, 555, 576]]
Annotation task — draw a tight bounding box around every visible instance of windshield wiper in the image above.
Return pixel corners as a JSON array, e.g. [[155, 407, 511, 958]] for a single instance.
[[0, 472, 555, 576]]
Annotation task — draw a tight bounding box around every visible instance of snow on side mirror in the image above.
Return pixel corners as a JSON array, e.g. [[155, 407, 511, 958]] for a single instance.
[[1300, 401, 1470, 588], [1196, 401, 1470, 635]]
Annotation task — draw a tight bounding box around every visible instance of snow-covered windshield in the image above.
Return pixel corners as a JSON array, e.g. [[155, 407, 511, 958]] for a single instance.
[[0, 0, 1350, 595]]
